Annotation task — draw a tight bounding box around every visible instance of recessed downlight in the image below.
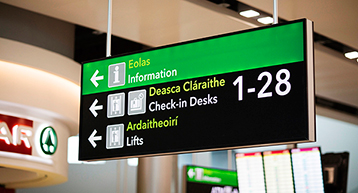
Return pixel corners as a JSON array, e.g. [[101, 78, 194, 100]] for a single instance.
[[257, 17, 273, 24], [239, 10, 260, 18], [344, 51, 358, 59]]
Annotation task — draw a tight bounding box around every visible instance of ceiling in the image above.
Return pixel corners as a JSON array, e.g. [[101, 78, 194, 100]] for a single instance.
[[1, 0, 357, 115]]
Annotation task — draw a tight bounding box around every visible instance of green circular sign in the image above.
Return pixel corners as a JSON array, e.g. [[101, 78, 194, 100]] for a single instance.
[[40, 126, 58, 155]]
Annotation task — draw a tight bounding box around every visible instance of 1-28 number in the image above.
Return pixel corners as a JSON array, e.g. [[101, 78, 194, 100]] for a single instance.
[[233, 69, 291, 101]]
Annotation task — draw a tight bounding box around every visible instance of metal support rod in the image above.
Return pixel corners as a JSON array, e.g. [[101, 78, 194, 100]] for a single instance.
[[227, 150, 232, 170], [106, 0, 112, 57], [137, 156, 176, 193], [192, 153, 196, 165], [273, 0, 278, 24]]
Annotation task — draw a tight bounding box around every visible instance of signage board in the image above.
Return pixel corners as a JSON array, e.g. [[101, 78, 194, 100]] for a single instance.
[[0, 113, 58, 157], [235, 147, 324, 193], [183, 165, 238, 193], [79, 19, 315, 161], [0, 113, 33, 155], [291, 147, 325, 192], [263, 150, 295, 192], [236, 152, 266, 192]]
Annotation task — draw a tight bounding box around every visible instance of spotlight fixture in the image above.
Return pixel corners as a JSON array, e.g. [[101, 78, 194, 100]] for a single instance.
[[92, 30, 104, 35], [344, 51, 358, 59], [257, 17, 274, 24], [239, 10, 260, 18], [218, 0, 230, 8]]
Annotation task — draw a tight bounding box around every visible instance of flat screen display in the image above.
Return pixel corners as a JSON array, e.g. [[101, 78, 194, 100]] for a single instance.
[[263, 150, 294, 193], [236, 152, 266, 193], [291, 147, 325, 193]]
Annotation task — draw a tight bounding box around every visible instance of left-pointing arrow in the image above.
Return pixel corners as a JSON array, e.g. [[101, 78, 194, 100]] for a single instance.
[[90, 69, 104, 87], [88, 129, 102, 148], [89, 99, 103, 117], [187, 168, 195, 178]]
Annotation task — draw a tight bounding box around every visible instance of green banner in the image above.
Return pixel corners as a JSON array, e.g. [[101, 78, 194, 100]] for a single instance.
[[186, 166, 238, 186], [82, 21, 304, 95]]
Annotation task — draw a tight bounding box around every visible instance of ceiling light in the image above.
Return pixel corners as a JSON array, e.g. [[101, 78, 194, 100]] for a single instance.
[[344, 51, 358, 59], [92, 30, 104, 35], [239, 10, 260, 18], [257, 17, 273, 24], [218, 3, 230, 8]]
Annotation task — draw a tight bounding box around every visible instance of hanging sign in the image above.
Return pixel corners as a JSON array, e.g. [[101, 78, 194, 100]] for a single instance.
[[184, 165, 238, 193], [79, 19, 315, 161]]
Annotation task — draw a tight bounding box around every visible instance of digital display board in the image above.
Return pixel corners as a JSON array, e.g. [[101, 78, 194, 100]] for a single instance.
[[79, 19, 314, 160], [235, 152, 266, 193], [263, 150, 295, 193], [183, 165, 238, 193], [291, 147, 325, 193]]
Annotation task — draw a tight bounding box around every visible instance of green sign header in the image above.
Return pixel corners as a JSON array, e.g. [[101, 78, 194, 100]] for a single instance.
[[186, 166, 238, 187], [82, 21, 304, 95]]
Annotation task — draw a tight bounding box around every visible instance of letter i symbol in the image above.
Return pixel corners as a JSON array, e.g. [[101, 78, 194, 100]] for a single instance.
[[113, 66, 120, 83]]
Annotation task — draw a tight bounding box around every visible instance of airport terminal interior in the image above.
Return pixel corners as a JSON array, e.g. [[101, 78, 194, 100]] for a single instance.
[[0, 0, 357, 193]]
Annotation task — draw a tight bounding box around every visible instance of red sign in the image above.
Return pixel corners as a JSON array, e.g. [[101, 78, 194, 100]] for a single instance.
[[0, 114, 33, 155]]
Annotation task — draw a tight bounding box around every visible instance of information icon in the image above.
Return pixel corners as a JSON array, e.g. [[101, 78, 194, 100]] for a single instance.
[[107, 93, 125, 118], [128, 89, 146, 115], [106, 124, 124, 149], [108, 63, 125, 87]]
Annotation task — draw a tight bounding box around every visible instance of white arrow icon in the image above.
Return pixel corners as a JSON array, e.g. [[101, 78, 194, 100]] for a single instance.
[[88, 129, 102, 148], [91, 69, 104, 87], [188, 168, 195, 178], [89, 99, 103, 117]]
